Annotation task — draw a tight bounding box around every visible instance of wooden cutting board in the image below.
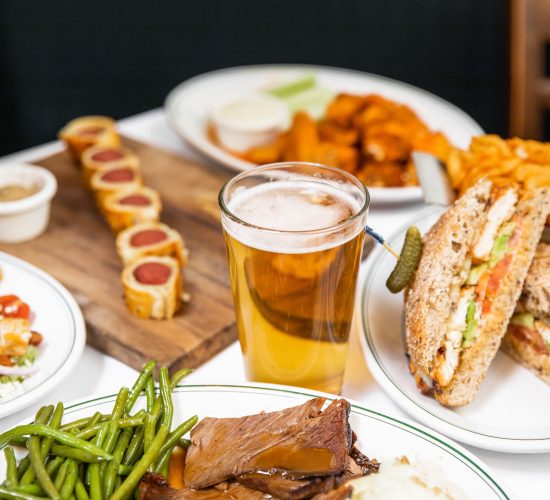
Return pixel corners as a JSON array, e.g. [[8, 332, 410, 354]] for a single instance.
[[0, 137, 238, 374]]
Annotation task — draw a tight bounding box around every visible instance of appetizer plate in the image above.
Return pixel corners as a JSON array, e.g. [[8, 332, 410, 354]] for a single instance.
[[0, 383, 512, 499], [360, 206, 550, 453], [164, 64, 484, 204], [0, 251, 85, 418]]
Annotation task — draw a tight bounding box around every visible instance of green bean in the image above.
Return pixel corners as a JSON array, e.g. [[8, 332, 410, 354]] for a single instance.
[[0, 486, 45, 500], [157, 416, 197, 460], [126, 360, 157, 414], [7, 436, 27, 448], [30, 435, 60, 498], [170, 368, 192, 390], [16, 456, 31, 480], [60, 413, 105, 433], [50, 446, 102, 464], [0, 425, 112, 461], [143, 414, 157, 453], [103, 428, 132, 499], [153, 416, 197, 476], [3, 448, 17, 489], [99, 389, 127, 477], [110, 424, 169, 500], [41, 403, 64, 457], [117, 464, 131, 476], [159, 368, 173, 429], [11, 484, 44, 496], [75, 416, 144, 441], [112, 388, 129, 421], [23, 402, 65, 486], [178, 438, 191, 449], [88, 422, 109, 500], [36, 405, 55, 426], [60, 460, 78, 499], [74, 480, 89, 500], [46, 457, 64, 477], [54, 460, 69, 492], [98, 422, 118, 479], [122, 426, 144, 467], [145, 377, 154, 413], [153, 446, 172, 477], [27, 415, 60, 499]]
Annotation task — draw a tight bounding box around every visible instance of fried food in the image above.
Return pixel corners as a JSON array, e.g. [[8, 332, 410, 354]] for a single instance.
[[447, 135, 550, 196], [237, 94, 450, 188]]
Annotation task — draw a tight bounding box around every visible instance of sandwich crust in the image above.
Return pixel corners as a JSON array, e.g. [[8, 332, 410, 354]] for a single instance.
[[435, 187, 550, 406], [521, 243, 550, 322], [501, 331, 550, 385], [405, 179, 491, 375]]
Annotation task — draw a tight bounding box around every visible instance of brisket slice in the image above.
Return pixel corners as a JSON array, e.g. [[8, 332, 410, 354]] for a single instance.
[[139, 473, 268, 500], [185, 398, 353, 489], [312, 484, 353, 500], [236, 446, 379, 499]]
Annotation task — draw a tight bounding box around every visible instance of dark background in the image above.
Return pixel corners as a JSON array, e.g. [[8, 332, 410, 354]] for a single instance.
[[0, 0, 509, 156]]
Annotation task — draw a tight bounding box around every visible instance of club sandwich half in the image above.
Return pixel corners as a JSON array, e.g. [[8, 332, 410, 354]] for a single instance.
[[406, 179, 550, 406], [501, 243, 550, 384]]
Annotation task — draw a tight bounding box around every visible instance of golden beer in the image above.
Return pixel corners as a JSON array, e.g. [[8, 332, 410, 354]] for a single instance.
[[220, 164, 369, 394]]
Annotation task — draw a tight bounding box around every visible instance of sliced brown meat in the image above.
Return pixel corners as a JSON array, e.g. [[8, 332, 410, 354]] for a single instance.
[[237, 446, 378, 499], [312, 484, 352, 500], [184, 398, 351, 489], [139, 473, 267, 500]]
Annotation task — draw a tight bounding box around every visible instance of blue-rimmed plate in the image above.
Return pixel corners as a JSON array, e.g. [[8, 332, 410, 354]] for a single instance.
[[0, 251, 85, 418], [0, 383, 512, 498], [360, 206, 550, 453]]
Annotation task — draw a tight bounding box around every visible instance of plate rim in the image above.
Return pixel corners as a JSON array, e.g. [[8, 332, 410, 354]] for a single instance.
[[8, 382, 511, 499], [163, 64, 484, 204], [0, 251, 86, 417], [359, 206, 550, 453]]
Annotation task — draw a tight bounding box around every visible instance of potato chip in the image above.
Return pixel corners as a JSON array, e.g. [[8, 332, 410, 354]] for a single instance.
[[447, 135, 550, 197]]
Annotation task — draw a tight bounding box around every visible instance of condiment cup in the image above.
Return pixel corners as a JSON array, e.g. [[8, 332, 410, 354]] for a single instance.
[[0, 164, 58, 243], [211, 93, 289, 152]]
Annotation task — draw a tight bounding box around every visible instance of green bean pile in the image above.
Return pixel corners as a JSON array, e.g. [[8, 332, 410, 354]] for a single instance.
[[0, 361, 197, 500]]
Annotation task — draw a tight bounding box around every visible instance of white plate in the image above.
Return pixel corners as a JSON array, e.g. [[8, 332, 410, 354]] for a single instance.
[[164, 64, 484, 204], [0, 251, 85, 417], [360, 206, 550, 453], [0, 383, 512, 499]]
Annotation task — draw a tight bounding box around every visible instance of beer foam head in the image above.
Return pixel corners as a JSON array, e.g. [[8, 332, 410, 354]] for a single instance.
[[223, 181, 366, 253]]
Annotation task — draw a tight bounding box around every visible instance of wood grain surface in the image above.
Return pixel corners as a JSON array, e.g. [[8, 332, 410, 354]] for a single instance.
[[1, 137, 238, 374]]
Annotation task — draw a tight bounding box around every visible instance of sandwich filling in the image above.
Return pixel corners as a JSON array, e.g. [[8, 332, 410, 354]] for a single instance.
[[507, 307, 550, 356], [430, 188, 520, 388]]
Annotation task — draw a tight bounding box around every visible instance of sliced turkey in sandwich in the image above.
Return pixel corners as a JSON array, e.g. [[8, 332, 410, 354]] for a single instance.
[[501, 243, 550, 384], [406, 178, 550, 407]]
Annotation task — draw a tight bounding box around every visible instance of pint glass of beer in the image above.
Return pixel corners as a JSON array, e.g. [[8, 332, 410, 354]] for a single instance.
[[219, 163, 369, 394]]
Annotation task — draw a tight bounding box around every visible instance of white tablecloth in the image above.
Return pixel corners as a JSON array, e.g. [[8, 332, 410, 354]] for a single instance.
[[1, 109, 543, 498]]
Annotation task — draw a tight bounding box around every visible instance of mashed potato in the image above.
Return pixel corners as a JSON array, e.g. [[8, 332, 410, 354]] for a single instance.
[[349, 457, 464, 500]]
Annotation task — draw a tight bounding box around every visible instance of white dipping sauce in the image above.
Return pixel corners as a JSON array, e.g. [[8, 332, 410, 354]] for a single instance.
[[211, 93, 289, 152]]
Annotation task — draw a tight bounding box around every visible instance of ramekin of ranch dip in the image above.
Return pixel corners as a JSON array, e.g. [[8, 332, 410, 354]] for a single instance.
[[0, 164, 57, 243]]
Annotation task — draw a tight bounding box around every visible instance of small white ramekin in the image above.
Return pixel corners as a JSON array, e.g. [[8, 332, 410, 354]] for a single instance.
[[0, 164, 58, 243], [211, 93, 290, 152]]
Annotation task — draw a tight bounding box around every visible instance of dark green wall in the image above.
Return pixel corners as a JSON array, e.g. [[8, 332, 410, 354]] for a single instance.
[[0, 0, 508, 155]]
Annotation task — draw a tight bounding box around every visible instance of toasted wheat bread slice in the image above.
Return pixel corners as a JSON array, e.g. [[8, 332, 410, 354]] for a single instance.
[[406, 179, 492, 375], [520, 243, 550, 323], [500, 243, 550, 385], [435, 187, 550, 406], [501, 329, 550, 385]]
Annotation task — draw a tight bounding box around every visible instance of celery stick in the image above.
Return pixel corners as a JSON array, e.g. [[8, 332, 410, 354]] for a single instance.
[[267, 74, 316, 99]]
